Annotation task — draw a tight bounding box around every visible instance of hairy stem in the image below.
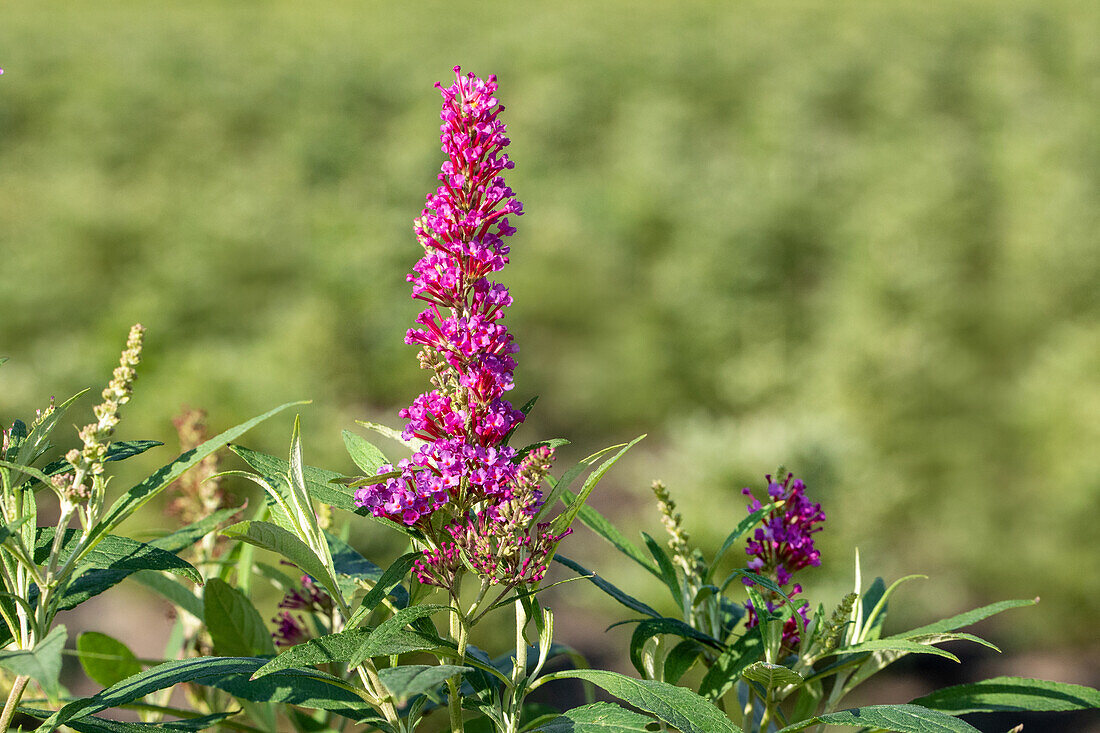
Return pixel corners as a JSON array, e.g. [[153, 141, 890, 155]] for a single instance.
[[0, 675, 30, 733]]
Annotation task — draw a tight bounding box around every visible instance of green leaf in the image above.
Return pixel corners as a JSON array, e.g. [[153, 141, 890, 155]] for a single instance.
[[30, 439, 162, 491], [18, 709, 234, 732], [56, 505, 242, 611], [890, 599, 1037, 639], [860, 575, 927, 643], [203, 578, 276, 657], [641, 531, 683, 606], [775, 704, 980, 732], [349, 604, 452, 665], [558, 503, 658, 577], [662, 639, 702, 685], [230, 443, 419, 539], [342, 430, 388, 475], [549, 435, 645, 538], [325, 531, 409, 606], [698, 633, 763, 701], [705, 505, 771, 583], [131, 570, 204, 622], [35, 529, 201, 586], [628, 617, 720, 676], [513, 438, 570, 460], [39, 657, 373, 731], [349, 551, 419, 626], [541, 669, 742, 733], [536, 443, 622, 523], [0, 516, 31, 546], [88, 401, 304, 548], [831, 638, 961, 663], [77, 631, 143, 688], [501, 395, 539, 445], [220, 520, 338, 604], [252, 627, 374, 678], [354, 420, 425, 451], [378, 664, 471, 703], [553, 554, 661, 618], [911, 676, 1100, 714], [0, 625, 67, 698], [741, 661, 804, 690], [537, 702, 654, 732]]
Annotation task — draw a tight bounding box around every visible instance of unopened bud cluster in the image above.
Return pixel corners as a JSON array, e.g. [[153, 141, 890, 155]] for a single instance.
[[651, 480, 695, 578], [63, 324, 145, 502], [415, 447, 567, 588]]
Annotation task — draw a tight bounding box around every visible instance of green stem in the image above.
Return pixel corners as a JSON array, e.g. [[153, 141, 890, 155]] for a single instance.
[[503, 598, 529, 733], [447, 610, 470, 733], [0, 675, 30, 733]]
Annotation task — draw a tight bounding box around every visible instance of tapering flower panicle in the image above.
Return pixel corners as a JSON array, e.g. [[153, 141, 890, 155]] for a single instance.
[[356, 68, 530, 527], [63, 323, 145, 502], [741, 472, 825, 650]]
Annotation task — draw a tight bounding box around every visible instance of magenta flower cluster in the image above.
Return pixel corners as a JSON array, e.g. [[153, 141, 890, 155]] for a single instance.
[[741, 472, 825, 649], [355, 67, 527, 527]]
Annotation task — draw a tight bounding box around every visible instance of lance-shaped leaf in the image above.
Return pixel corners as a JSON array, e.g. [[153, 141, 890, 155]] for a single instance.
[[378, 664, 471, 703], [349, 604, 452, 666], [252, 627, 374, 679], [553, 554, 661, 619], [911, 676, 1100, 715], [705, 504, 772, 583], [39, 657, 372, 731], [325, 531, 409, 607], [548, 435, 645, 538], [0, 625, 67, 698], [77, 632, 143, 689], [627, 617, 721, 677], [203, 578, 276, 657], [36, 529, 200, 585], [131, 570, 204, 622], [741, 661, 804, 690], [57, 505, 242, 611], [230, 443, 419, 540], [775, 704, 980, 732], [537, 702, 655, 732], [537, 669, 741, 733], [347, 551, 419, 626], [698, 633, 763, 701], [18, 709, 235, 732], [829, 638, 962, 664], [342, 430, 388, 475], [80, 401, 304, 556], [889, 599, 1038, 639], [220, 520, 340, 606]]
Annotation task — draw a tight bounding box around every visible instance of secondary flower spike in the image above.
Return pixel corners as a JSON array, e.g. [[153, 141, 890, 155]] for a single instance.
[[742, 472, 825, 649], [356, 68, 526, 526]]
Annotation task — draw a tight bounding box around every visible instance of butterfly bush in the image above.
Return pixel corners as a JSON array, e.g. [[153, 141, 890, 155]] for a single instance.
[[742, 472, 824, 649], [355, 68, 565, 588]]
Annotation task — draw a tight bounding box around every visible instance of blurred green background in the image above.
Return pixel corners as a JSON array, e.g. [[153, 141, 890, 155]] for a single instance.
[[2, 0, 1098, 672]]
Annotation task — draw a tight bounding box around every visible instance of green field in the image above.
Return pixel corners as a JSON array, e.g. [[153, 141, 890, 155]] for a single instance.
[[2, 0, 1098, 653]]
